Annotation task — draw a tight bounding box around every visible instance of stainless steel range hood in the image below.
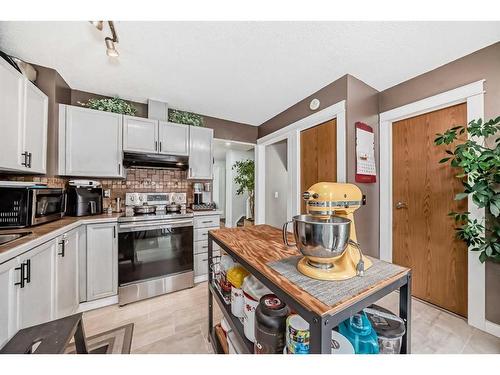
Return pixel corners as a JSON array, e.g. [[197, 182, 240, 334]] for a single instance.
[[123, 152, 189, 170]]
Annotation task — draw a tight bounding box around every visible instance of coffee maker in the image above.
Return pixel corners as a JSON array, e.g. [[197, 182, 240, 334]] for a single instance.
[[192, 182, 216, 210]]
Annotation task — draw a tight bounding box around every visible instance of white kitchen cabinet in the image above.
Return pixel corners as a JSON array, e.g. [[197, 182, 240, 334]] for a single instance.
[[22, 80, 48, 173], [188, 126, 213, 179], [0, 58, 48, 174], [159, 121, 189, 156], [123, 115, 158, 153], [59, 105, 123, 178], [55, 228, 80, 318], [86, 223, 118, 301], [0, 257, 20, 349], [17, 239, 56, 330]]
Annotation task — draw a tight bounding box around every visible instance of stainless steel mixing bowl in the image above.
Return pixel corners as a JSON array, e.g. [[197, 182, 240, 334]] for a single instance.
[[282, 214, 351, 259]]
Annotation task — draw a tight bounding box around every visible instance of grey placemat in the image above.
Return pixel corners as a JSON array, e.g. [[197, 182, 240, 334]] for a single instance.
[[267, 256, 407, 307]]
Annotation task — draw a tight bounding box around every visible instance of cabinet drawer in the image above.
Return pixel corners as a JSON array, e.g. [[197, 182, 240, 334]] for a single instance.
[[194, 251, 220, 276], [194, 216, 220, 229], [194, 226, 219, 242], [194, 240, 221, 255]]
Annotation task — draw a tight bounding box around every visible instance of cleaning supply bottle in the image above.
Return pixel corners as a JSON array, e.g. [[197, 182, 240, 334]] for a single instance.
[[338, 312, 379, 354]]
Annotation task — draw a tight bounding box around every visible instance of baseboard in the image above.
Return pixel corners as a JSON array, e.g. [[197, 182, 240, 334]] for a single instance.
[[484, 320, 500, 338], [194, 274, 208, 284], [77, 295, 119, 313]]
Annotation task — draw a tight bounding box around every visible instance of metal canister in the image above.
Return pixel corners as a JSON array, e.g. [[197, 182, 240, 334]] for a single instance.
[[254, 294, 289, 354]]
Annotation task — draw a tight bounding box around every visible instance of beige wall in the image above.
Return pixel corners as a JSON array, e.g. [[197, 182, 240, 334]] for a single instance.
[[378, 42, 500, 325], [345, 75, 380, 257], [265, 140, 288, 229]]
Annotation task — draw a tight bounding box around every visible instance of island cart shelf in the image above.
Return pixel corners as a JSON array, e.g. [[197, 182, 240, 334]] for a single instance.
[[207, 225, 412, 354]]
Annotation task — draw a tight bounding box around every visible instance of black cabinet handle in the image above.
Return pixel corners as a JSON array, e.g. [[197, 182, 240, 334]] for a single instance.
[[113, 226, 116, 238], [159, 142, 162, 152], [24, 259, 31, 284], [21, 152, 28, 167], [14, 264, 25, 288], [58, 240, 66, 257], [28, 152, 32, 168], [155, 141, 158, 151]]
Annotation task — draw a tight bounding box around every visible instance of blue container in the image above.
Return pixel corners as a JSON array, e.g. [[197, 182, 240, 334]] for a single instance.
[[338, 312, 379, 354]]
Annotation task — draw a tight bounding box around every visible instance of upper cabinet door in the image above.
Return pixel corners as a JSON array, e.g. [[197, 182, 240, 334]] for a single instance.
[[123, 116, 158, 153], [62, 105, 123, 178], [0, 58, 24, 171], [158, 121, 189, 156], [188, 126, 213, 180], [23, 80, 48, 174]]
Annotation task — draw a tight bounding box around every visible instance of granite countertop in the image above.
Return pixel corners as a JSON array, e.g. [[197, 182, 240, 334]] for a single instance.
[[0, 213, 122, 264]]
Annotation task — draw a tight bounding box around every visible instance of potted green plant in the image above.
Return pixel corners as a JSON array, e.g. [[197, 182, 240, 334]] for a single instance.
[[78, 96, 137, 116], [434, 116, 500, 263], [232, 159, 255, 220]]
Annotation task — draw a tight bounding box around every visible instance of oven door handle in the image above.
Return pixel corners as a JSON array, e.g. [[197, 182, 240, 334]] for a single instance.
[[119, 220, 193, 232]]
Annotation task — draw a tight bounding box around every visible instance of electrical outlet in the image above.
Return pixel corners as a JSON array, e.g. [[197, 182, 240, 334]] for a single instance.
[[274, 191, 279, 199], [104, 189, 111, 198]]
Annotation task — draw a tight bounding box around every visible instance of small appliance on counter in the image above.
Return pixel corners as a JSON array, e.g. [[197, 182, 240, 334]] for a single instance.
[[283, 182, 372, 281], [0, 182, 65, 228], [191, 182, 216, 211], [66, 180, 103, 217]]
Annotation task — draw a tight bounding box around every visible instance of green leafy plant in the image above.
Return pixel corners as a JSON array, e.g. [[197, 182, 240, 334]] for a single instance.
[[434, 116, 500, 263], [78, 96, 137, 115], [168, 109, 204, 127], [232, 159, 255, 219]]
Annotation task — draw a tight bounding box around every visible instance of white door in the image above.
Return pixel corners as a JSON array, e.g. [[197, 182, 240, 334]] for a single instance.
[[123, 115, 158, 153], [18, 240, 56, 329], [55, 228, 79, 318], [0, 58, 24, 172], [0, 257, 20, 349], [23, 80, 48, 174], [86, 223, 118, 301], [189, 126, 213, 179], [158, 121, 189, 156], [64, 105, 123, 177]]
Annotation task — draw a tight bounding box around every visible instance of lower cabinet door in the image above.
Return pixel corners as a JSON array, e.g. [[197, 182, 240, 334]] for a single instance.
[[0, 257, 20, 349], [18, 240, 56, 329], [194, 252, 209, 277], [55, 228, 79, 318], [86, 223, 118, 301]]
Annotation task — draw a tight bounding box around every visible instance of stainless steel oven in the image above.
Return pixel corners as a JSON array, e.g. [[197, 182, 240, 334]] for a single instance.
[[0, 186, 65, 228], [117, 215, 194, 305]]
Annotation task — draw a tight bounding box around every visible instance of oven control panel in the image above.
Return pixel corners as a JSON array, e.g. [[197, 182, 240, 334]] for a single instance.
[[125, 192, 187, 206]]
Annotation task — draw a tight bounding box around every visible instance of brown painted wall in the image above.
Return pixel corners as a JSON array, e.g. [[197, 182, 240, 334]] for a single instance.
[[258, 75, 348, 138], [71, 90, 257, 143], [33, 65, 71, 177], [345, 75, 380, 258], [378, 41, 500, 324]]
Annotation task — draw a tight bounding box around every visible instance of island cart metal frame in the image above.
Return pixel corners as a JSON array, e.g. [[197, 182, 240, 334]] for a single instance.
[[207, 232, 412, 354]]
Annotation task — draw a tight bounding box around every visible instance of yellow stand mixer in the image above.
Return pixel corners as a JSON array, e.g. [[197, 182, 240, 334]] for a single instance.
[[282, 182, 372, 281]]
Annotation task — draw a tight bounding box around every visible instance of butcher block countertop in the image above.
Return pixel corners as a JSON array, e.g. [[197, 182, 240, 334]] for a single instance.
[[209, 224, 410, 317], [0, 213, 122, 264]]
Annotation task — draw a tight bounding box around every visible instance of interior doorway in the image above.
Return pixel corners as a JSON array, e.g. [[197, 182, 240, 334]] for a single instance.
[[392, 103, 468, 317], [300, 118, 337, 213], [213, 139, 255, 228], [265, 139, 288, 228]]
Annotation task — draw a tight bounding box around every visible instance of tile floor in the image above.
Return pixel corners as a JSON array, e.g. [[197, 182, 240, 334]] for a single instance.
[[82, 282, 500, 354]]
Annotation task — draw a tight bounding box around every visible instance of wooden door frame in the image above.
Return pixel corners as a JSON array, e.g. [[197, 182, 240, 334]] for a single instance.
[[378, 80, 498, 336], [255, 100, 347, 225]]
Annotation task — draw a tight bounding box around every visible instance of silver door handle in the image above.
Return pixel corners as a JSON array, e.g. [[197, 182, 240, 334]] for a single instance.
[[395, 201, 407, 209]]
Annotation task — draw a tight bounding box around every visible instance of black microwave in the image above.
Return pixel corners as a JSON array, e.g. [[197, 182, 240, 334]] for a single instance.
[[0, 186, 65, 228]]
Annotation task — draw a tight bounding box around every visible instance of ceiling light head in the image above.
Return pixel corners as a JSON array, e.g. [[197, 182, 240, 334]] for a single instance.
[[105, 38, 119, 57], [89, 21, 104, 31]]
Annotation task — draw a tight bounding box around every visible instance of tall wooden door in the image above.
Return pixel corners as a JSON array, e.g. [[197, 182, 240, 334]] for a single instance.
[[300, 119, 337, 213], [392, 103, 468, 317]]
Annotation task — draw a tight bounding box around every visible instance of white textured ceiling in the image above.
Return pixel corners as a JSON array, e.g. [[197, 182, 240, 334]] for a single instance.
[[0, 21, 499, 125]]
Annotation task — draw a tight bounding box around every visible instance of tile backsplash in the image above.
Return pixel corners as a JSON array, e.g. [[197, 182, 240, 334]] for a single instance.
[[1, 168, 198, 211]]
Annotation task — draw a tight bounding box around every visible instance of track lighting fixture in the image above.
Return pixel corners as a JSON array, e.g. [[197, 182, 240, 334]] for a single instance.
[[89, 20, 120, 57]]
